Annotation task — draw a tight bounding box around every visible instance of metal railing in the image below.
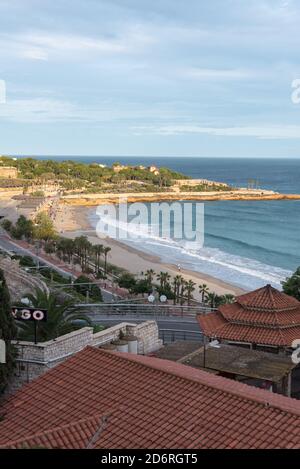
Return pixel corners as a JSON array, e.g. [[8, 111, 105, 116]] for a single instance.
[[159, 329, 203, 343], [75, 302, 215, 318]]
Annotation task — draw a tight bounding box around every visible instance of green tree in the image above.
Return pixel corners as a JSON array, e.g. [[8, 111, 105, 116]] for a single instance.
[[199, 284, 210, 303], [92, 244, 104, 274], [206, 292, 218, 308], [103, 246, 111, 275], [185, 280, 196, 306], [0, 269, 17, 393], [1, 219, 13, 233], [220, 294, 235, 305], [157, 271, 171, 290], [74, 236, 92, 271], [117, 272, 136, 289], [74, 275, 103, 302], [282, 267, 300, 300], [17, 288, 92, 342], [144, 269, 155, 286], [33, 212, 57, 242], [11, 215, 34, 240], [172, 275, 182, 305]]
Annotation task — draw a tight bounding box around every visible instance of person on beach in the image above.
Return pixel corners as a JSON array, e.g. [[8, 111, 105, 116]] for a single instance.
[[177, 264, 181, 272]]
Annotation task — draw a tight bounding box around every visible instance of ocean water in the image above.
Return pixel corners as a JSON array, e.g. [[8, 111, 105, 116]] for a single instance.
[[29, 155, 300, 291]]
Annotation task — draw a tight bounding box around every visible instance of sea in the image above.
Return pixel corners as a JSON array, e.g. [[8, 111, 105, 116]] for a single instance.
[[27, 156, 300, 291]]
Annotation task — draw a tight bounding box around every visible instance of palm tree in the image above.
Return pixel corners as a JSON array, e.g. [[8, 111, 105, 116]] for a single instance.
[[92, 244, 104, 274], [74, 236, 92, 271], [199, 284, 210, 303], [57, 237, 75, 264], [172, 275, 181, 305], [179, 278, 186, 306], [221, 294, 235, 304], [206, 292, 218, 308], [145, 269, 155, 285], [103, 247, 111, 275], [186, 280, 196, 306], [17, 288, 92, 342], [157, 271, 171, 290]]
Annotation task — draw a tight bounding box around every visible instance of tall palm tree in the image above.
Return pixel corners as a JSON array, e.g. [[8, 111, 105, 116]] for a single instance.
[[17, 288, 92, 342], [206, 292, 224, 309], [186, 280, 196, 306], [179, 278, 187, 306], [145, 269, 155, 285], [92, 244, 104, 274], [199, 284, 210, 303], [172, 275, 181, 305], [157, 271, 171, 290], [74, 236, 92, 271], [103, 247, 111, 275], [221, 294, 235, 304]]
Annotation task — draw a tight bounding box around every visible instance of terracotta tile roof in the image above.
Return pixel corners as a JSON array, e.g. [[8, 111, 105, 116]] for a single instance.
[[1, 346, 300, 449], [198, 285, 300, 347], [219, 302, 300, 327], [237, 285, 299, 311], [198, 312, 300, 346]]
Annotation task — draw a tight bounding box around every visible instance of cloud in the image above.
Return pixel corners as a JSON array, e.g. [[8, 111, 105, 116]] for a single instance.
[[183, 68, 255, 80], [133, 124, 300, 140], [0, 26, 155, 62], [0, 96, 183, 123]]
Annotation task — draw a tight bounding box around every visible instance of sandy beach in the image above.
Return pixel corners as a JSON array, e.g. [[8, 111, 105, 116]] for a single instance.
[[53, 204, 244, 298]]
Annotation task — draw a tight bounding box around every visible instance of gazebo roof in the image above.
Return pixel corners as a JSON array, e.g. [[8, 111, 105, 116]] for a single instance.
[[237, 284, 299, 311], [198, 285, 300, 347]]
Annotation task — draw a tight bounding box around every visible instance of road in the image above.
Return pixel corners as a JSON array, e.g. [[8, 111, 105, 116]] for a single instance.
[[0, 234, 115, 301], [85, 314, 202, 342], [0, 233, 203, 341]]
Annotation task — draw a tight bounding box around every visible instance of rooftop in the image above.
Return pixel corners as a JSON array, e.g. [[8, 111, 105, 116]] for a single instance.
[[1, 346, 300, 449], [153, 341, 296, 383], [198, 285, 300, 347]]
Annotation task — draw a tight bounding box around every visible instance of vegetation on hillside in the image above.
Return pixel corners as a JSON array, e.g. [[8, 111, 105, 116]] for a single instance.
[[0, 156, 188, 193], [180, 183, 235, 192], [282, 267, 300, 301], [0, 269, 17, 394]]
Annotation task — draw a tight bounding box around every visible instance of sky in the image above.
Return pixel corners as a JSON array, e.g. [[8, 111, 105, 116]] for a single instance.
[[0, 0, 300, 158]]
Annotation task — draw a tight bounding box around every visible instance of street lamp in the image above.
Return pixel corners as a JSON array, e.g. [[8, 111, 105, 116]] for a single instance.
[[147, 294, 155, 303]]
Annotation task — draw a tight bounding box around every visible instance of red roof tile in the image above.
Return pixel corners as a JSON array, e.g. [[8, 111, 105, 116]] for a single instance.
[[220, 302, 300, 327], [198, 312, 300, 346], [237, 285, 299, 311], [1, 347, 300, 449], [198, 285, 300, 347]]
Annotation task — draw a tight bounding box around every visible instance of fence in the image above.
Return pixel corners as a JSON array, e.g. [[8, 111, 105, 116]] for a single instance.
[[159, 329, 203, 344], [75, 302, 215, 319]]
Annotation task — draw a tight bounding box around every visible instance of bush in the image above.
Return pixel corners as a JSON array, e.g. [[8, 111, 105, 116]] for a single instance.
[[117, 272, 136, 289], [1, 219, 13, 233], [130, 279, 151, 295], [19, 255, 36, 268], [40, 268, 70, 284], [74, 275, 103, 302]]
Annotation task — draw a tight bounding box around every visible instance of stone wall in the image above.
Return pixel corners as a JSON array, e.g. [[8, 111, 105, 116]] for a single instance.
[[8, 321, 162, 395]]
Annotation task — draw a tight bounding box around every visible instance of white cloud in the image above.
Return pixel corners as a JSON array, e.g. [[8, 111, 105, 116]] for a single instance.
[[0, 26, 155, 62], [0, 97, 182, 123], [22, 47, 49, 61], [133, 124, 300, 140], [183, 68, 255, 80]]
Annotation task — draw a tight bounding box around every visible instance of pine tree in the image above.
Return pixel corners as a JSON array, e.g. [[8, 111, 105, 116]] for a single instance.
[[0, 269, 17, 394]]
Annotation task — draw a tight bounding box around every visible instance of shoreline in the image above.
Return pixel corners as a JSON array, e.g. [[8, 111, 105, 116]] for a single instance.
[[53, 204, 245, 298], [60, 189, 300, 207]]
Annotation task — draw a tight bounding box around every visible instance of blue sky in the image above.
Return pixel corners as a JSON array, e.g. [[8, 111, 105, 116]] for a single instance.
[[0, 0, 300, 157]]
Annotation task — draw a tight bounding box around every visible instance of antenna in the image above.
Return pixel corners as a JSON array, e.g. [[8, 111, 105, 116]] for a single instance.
[[86, 415, 109, 449]]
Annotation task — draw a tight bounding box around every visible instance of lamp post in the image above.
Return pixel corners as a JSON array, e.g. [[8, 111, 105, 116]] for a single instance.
[[20, 297, 38, 344]]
